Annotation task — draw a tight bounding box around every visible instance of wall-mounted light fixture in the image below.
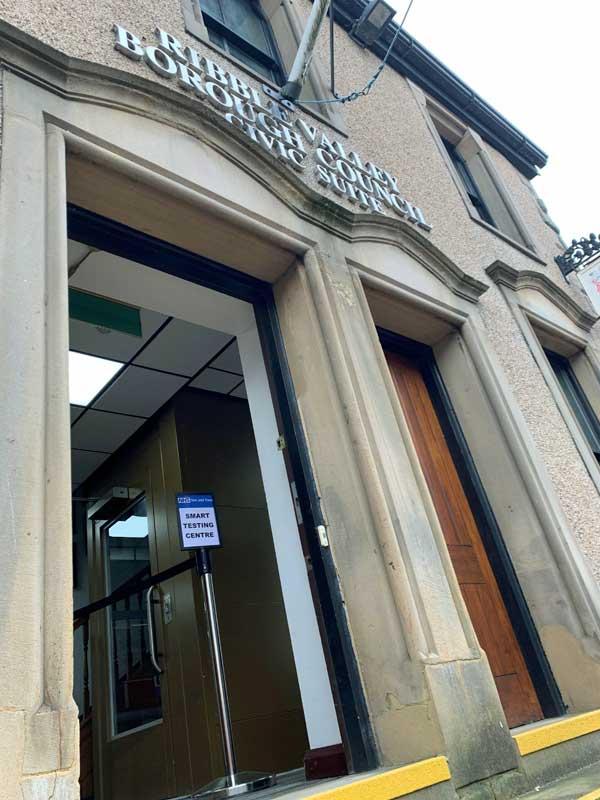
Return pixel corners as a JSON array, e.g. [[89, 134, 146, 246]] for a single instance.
[[351, 0, 396, 46]]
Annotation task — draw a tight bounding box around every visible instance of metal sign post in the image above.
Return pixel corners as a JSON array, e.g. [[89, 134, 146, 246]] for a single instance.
[[176, 494, 276, 799]]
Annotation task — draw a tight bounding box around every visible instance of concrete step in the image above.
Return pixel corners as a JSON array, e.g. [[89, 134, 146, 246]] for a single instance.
[[519, 761, 600, 800]]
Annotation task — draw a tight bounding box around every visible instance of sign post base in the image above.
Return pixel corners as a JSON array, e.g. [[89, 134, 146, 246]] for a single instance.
[[176, 497, 277, 800], [196, 771, 276, 799]]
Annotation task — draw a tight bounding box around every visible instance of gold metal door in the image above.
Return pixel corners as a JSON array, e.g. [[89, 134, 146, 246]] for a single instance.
[[85, 398, 310, 800], [87, 439, 176, 800]]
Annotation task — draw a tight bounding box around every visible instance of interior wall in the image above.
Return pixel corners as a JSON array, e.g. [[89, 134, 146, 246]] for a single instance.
[[82, 388, 310, 795], [175, 389, 309, 771], [85, 416, 178, 800]]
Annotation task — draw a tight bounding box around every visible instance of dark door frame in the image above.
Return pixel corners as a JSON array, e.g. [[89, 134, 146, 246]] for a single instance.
[[67, 203, 378, 773], [379, 327, 565, 720]]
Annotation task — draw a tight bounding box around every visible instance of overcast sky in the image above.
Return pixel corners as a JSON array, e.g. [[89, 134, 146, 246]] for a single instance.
[[393, 0, 596, 244]]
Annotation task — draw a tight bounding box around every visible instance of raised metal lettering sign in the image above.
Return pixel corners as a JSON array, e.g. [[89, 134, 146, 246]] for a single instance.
[[112, 24, 432, 231]]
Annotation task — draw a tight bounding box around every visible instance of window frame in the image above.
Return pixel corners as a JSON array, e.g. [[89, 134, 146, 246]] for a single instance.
[[422, 95, 541, 261], [101, 493, 165, 740], [201, 0, 285, 84], [180, 0, 347, 133], [545, 349, 600, 463], [441, 136, 496, 229], [486, 262, 600, 498]]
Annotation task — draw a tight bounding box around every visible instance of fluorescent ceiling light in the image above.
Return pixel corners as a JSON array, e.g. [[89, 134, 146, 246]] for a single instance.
[[69, 350, 123, 406]]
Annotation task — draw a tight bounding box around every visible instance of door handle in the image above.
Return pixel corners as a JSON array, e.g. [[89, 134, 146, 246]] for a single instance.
[[146, 585, 163, 675]]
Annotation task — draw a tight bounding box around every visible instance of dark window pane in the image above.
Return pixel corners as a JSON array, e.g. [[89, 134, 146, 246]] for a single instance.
[[546, 351, 600, 456], [221, 0, 272, 54], [202, 0, 224, 22], [207, 26, 226, 49], [105, 497, 162, 735], [225, 37, 276, 80], [201, 0, 282, 83], [442, 137, 496, 229]]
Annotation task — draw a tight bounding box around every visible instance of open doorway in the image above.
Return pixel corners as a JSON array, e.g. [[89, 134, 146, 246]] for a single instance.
[[68, 210, 343, 800]]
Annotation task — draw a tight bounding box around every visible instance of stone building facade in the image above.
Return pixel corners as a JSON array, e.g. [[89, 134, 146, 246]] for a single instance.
[[2, 1, 600, 799]]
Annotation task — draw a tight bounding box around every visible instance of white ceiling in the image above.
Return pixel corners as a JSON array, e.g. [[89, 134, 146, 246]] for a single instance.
[[134, 319, 231, 376], [69, 240, 247, 490]]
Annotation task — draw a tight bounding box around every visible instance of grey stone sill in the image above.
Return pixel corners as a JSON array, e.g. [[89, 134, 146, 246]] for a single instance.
[[184, 26, 349, 139], [470, 213, 548, 267]]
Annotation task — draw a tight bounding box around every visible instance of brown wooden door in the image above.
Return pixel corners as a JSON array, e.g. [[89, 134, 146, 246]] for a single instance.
[[386, 350, 543, 728]]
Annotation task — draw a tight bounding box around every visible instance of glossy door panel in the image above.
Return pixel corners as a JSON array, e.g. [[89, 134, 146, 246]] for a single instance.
[[87, 435, 175, 800], [386, 350, 543, 729]]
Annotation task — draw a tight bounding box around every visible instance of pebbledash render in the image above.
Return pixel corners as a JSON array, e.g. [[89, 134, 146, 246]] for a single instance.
[[2, 1, 600, 800]]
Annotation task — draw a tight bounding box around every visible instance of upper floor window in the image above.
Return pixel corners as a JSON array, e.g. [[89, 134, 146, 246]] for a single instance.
[[200, 0, 284, 83], [545, 349, 600, 463], [427, 99, 536, 253], [441, 137, 495, 228]]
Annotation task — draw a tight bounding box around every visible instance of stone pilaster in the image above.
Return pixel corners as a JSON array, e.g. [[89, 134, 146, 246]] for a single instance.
[[0, 86, 78, 798], [274, 246, 519, 786]]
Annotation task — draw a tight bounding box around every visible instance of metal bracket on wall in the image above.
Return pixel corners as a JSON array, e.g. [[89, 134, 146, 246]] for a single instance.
[[556, 233, 600, 278], [262, 83, 296, 112], [317, 525, 329, 547]]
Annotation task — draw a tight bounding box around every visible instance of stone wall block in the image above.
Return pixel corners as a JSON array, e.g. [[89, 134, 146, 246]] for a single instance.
[[425, 659, 518, 786], [0, 68, 4, 173], [23, 708, 61, 776], [275, 257, 434, 765], [59, 707, 79, 771], [21, 771, 79, 800], [0, 710, 25, 800], [465, 289, 600, 710]]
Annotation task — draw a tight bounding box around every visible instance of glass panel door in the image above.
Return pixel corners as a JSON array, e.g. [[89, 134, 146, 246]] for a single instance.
[[104, 497, 163, 736]]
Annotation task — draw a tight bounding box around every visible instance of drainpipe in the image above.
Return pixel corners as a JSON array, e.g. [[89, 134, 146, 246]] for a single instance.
[[281, 0, 330, 101]]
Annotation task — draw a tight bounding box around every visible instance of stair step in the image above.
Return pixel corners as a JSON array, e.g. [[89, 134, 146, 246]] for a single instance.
[[520, 762, 600, 800]]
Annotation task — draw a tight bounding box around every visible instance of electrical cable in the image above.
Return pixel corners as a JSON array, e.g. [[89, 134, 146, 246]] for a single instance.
[[301, 0, 415, 105]]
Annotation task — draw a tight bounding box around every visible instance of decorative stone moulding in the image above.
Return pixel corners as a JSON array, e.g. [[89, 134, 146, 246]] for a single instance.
[[486, 261, 599, 332]]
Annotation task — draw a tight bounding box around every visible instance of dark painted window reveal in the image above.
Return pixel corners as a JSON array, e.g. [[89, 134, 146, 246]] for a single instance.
[[441, 137, 496, 229]]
